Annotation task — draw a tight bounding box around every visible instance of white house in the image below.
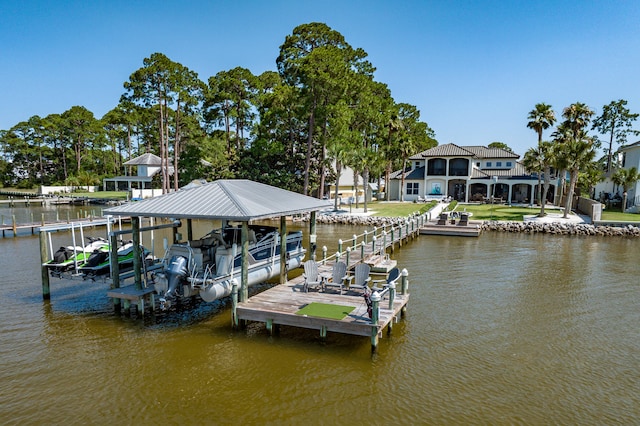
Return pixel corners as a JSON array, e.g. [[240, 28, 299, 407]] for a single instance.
[[388, 143, 554, 204]]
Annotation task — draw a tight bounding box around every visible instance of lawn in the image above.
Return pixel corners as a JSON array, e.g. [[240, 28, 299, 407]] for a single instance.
[[450, 204, 543, 221], [367, 201, 437, 217], [601, 207, 640, 221]]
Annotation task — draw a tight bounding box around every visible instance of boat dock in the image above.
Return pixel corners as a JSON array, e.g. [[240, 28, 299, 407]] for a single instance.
[[419, 212, 482, 237]]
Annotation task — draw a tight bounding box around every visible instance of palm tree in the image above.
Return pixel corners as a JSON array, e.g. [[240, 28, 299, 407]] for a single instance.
[[611, 167, 640, 211], [553, 129, 596, 218], [523, 141, 554, 216], [527, 103, 556, 146], [522, 146, 543, 203]]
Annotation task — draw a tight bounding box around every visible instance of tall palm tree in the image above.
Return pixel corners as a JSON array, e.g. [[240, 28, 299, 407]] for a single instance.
[[612, 166, 640, 211], [523, 141, 554, 216], [554, 129, 597, 218], [527, 103, 556, 146]]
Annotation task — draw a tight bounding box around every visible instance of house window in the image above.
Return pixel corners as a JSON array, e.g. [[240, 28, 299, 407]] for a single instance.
[[486, 162, 492, 167], [407, 182, 419, 195], [496, 161, 502, 167], [427, 158, 446, 175], [476, 162, 480, 167], [506, 161, 512, 167], [414, 161, 421, 169], [448, 158, 469, 176]]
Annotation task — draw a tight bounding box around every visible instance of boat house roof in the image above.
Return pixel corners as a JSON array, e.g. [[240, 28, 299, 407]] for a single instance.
[[104, 179, 330, 221]]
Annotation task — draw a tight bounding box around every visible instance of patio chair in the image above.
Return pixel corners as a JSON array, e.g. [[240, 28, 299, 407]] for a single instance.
[[371, 267, 400, 292], [345, 263, 371, 294], [324, 261, 348, 294], [302, 260, 321, 292]]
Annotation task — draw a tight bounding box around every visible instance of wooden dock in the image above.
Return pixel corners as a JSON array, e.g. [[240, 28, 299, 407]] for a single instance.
[[233, 215, 422, 351], [236, 274, 408, 338], [420, 222, 482, 237]]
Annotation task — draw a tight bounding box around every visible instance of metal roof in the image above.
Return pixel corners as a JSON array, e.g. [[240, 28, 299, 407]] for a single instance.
[[103, 179, 331, 221], [124, 153, 162, 166]]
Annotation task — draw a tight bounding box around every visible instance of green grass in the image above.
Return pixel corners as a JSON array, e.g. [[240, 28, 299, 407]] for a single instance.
[[601, 207, 640, 222], [70, 191, 129, 200], [367, 201, 437, 217], [295, 302, 355, 320]]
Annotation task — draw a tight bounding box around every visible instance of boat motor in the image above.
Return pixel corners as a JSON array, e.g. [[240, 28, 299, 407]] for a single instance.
[[159, 255, 189, 310]]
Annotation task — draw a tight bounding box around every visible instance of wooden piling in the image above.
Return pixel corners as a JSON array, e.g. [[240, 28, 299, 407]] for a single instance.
[[371, 292, 381, 353], [280, 216, 287, 285], [39, 231, 50, 300]]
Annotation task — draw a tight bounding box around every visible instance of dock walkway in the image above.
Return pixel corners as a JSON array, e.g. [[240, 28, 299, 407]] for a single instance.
[[234, 214, 422, 351]]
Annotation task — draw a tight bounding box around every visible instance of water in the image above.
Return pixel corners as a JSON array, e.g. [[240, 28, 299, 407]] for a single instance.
[[1, 207, 639, 424]]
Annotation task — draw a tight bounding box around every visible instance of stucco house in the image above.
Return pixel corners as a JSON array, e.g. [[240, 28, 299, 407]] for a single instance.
[[594, 141, 640, 212], [388, 143, 555, 204]]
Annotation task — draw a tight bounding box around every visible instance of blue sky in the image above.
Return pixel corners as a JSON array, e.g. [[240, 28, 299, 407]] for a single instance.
[[2, 0, 640, 157]]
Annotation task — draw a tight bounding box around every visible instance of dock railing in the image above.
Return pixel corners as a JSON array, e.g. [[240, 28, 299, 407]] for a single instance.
[[317, 212, 428, 268]]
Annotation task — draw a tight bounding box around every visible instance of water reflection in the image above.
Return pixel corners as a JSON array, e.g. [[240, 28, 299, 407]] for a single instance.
[[0, 212, 639, 424]]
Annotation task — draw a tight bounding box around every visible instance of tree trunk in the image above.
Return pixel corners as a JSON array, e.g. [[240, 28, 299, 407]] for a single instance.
[[363, 167, 369, 213], [174, 98, 181, 191], [334, 159, 341, 211], [541, 166, 551, 216], [303, 96, 316, 196], [563, 169, 579, 218]]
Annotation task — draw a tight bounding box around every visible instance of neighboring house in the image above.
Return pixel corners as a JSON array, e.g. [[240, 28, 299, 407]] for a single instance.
[[621, 141, 640, 211], [388, 143, 551, 204], [327, 165, 372, 204], [103, 153, 173, 192]]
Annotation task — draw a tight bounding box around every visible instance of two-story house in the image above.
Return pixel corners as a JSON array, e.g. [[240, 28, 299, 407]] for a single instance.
[[388, 143, 551, 204]]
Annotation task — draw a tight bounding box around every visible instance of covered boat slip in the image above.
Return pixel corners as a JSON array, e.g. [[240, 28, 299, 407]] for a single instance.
[[100, 179, 331, 313]]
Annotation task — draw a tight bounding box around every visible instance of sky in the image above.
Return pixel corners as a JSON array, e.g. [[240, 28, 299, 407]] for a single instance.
[[2, 0, 640, 157]]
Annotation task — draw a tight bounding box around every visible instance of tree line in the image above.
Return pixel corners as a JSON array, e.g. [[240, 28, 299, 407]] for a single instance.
[[0, 22, 437, 203], [523, 100, 640, 217]]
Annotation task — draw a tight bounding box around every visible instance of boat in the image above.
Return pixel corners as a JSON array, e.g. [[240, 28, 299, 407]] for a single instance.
[[45, 237, 110, 277], [153, 224, 305, 309], [78, 240, 152, 278]]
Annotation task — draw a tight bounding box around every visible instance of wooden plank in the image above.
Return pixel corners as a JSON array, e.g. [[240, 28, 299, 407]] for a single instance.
[[107, 284, 155, 301]]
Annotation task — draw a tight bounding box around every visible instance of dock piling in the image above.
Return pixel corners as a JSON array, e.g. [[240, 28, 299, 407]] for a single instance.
[[39, 231, 50, 300]]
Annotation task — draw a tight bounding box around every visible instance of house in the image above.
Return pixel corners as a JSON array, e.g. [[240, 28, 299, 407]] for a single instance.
[[102, 153, 173, 196], [326, 165, 373, 204], [388, 143, 553, 204], [620, 141, 640, 211]]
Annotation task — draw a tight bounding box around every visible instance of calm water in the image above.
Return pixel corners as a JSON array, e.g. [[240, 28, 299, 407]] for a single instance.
[[1, 206, 639, 424]]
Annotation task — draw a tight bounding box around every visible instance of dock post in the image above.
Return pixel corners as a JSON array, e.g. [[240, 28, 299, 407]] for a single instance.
[[382, 231, 387, 253], [387, 282, 396, 335], [241, 221, 249, 303], [280, 216, 287, 284], [364, 230, 368, 245], [309, 211, 317, 261], [39, 230, 50, 300], [352, 234, 357, 250], [132, 217, 142, 291], [338, 239, 343, 255], [322, 246, 327, 265], [346, 247, 351, 268], [371, 292, 381, 353], [12, 215, 17, 237], [390, 228, 394, 253], [398, 225, 402, 247], [372, 236, 376, 255], [231, 279, 239, 329], [109, 232, 121, 314], [401, 269, 409, 317], [360, 241, 365, 259]]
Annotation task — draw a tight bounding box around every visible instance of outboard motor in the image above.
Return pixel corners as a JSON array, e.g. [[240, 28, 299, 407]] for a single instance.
[[159, 255, 189, 310]]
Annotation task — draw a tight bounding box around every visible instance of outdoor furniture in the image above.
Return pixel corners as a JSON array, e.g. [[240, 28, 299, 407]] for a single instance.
[[302, 260, 321, 292], [371, 267, 400, 292], [458, 213, 469, 226], [324, 261, 348, 294], [437, 213, 448, 225], [345, 263, 371, 294]]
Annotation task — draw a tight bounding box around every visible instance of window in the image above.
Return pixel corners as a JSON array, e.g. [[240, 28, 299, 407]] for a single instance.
[[407, 182, 419, 195], [448, 158, 469, 176], [506, 161, 512, 167], [486, 162, 492, 167], [476, 162, 480, 167], [496, 161, 502, 167], [427, 158, 446, 175]]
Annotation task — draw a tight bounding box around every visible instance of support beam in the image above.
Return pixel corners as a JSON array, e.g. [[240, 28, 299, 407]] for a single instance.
[[309, 211, 317, 261], [280, 216, 287, 285], [132, 217, 142, 291], [241, 221, 249, 303]]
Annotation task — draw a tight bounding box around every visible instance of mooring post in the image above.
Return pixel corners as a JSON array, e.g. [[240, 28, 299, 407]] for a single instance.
[[372, 235, 376, 255], [352, 234, 357, 250], [322, 246, 327, 265], [390, 228, 395, 253], [280, 216, 287, 285], [132, 217, 142, 291], [401, 269, 409, 317], [320, 325, 327, 340], [231, 279, 239, 329], [346, 247, 351, 268], [12, 215, 16, 237], [371, 292, 381, 353], [39, 230, 50, 300], [364, 230, 368, 245], [360, 241, 365, 259], [338, 239, 343, 256], [382, 231, 387, 254]]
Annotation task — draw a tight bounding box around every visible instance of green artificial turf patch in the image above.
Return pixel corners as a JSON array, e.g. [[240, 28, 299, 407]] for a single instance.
[[295, 302, 355, 320]]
